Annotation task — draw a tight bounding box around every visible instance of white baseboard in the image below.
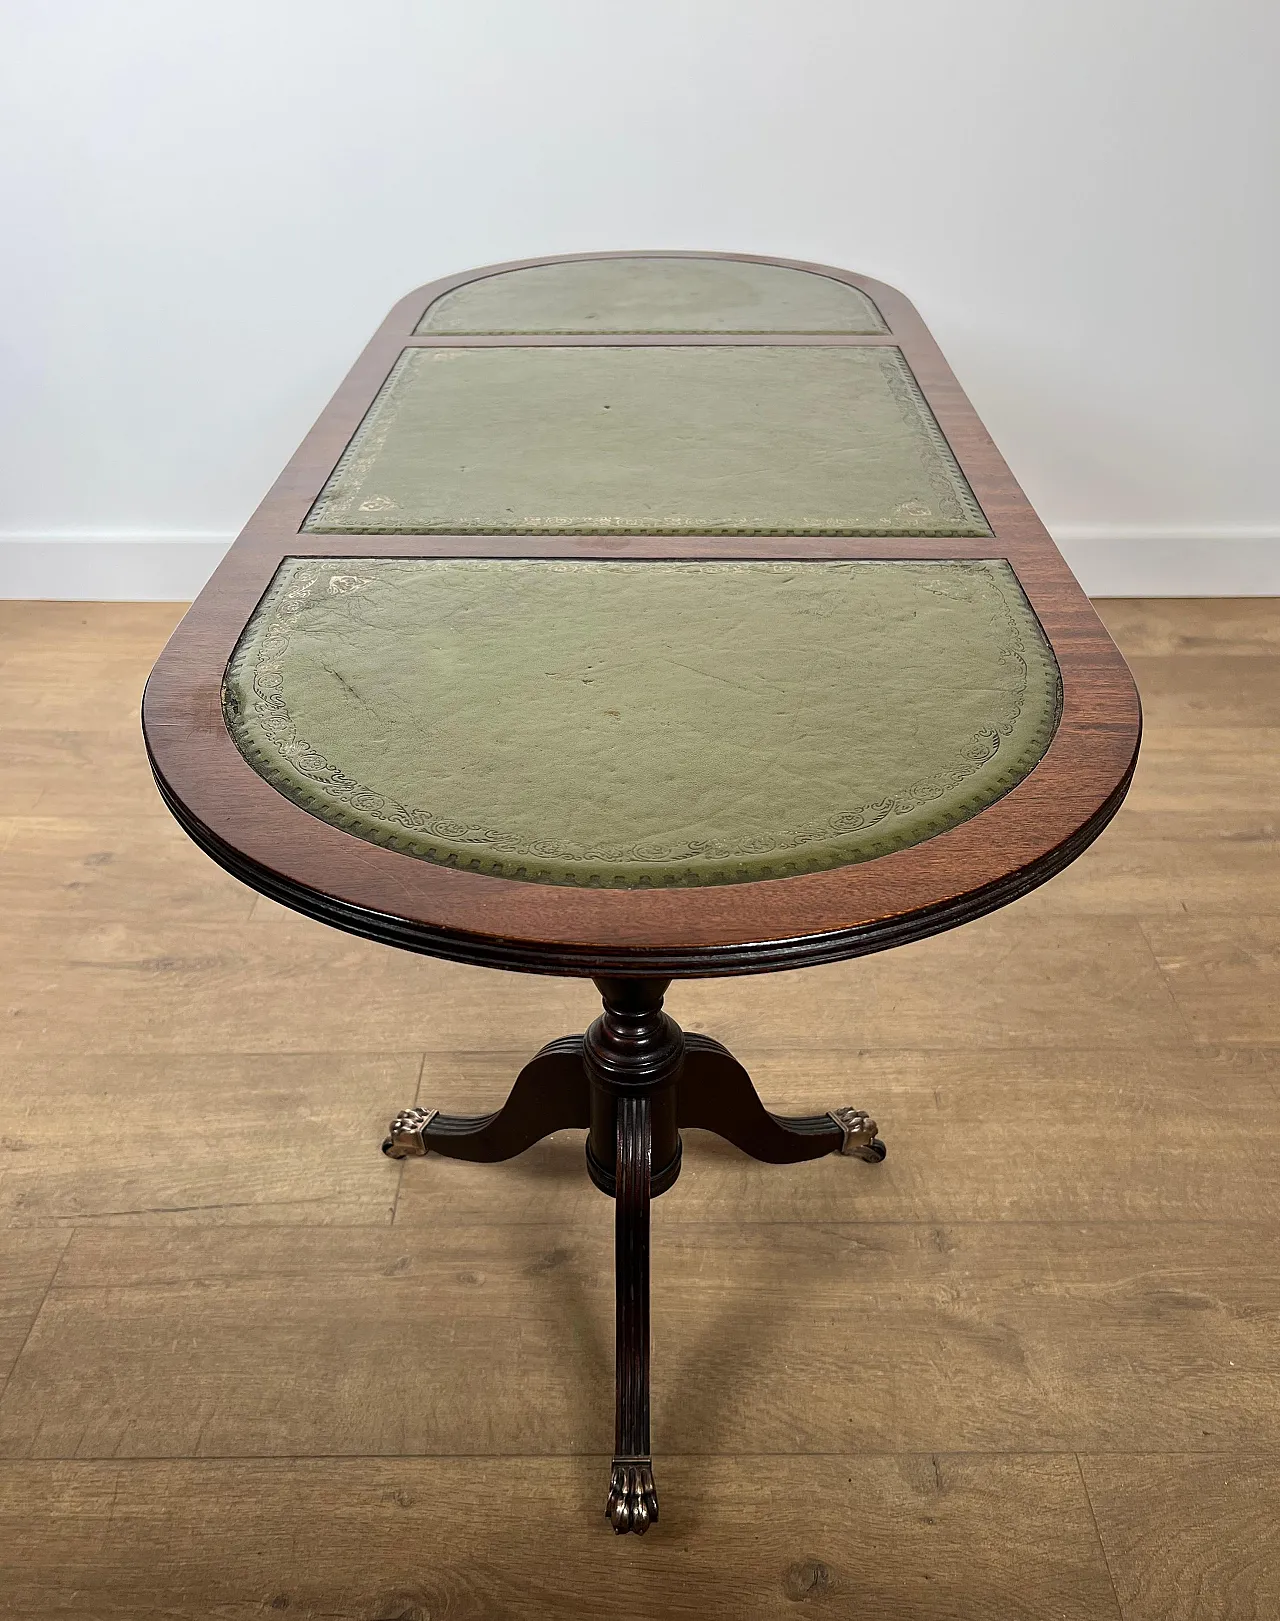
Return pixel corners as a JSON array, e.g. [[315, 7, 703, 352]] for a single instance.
[[1, 529, 1277, 600], [0, 535, 234, 601], [1053, 526, 1280, 596]]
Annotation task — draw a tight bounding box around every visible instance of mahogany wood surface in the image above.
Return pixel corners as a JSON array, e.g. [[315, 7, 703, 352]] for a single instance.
[[143, 252, 1141, 977]]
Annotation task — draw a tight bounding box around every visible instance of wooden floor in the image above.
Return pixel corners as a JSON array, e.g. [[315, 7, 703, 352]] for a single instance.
[[0, 599, 1277, 1619]]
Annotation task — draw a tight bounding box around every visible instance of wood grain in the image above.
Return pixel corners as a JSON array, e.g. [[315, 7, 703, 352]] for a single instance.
[[0, 811, 257, 926], [0, 1053, 414, 1227], [0, 1233, 69, 1386], [1082, 1453, 1280, 1621], [1126, 655, 1280, 729], [0, 901, 1186, 1057], [673, 913, 1187, 1051], [1007, 808, 1280, 916], [1125, 729, 1280, 813], [0, 907, 1186, 1056], [1142, 916, 1280, 1044], [0, 1454, 1120, 1621], [1096, 597, 1280, 656], [5, 1219, 1279, 1460]]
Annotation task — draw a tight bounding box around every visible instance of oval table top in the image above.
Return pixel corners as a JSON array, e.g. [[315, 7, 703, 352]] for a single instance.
[[143, 251, 1141, 977]]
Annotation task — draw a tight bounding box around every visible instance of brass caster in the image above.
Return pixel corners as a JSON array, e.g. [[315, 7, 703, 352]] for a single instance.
[[828, 1106, 887, 1163], [381, 1106, 438, 1159], [606, 1458, 659, 1535]]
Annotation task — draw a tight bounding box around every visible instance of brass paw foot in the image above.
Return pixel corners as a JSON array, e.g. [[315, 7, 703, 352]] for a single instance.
[[381, 1106, 438, 1159], [606, 1459, 659, 1535], [828, 1106, 887, 1163]]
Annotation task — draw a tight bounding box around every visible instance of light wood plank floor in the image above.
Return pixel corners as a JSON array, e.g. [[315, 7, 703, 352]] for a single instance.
[[0, 598, 1277, 1619]]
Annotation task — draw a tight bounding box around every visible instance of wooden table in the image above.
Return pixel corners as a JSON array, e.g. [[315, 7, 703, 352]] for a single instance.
[[143, 252, 1141, 1535]]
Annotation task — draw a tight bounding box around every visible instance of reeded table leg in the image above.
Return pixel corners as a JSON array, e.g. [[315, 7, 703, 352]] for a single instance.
[[382, 1035, 589, 1161], [679, 1032, 886, 1163], [382, 983, 885, 1535], [583, 979, 682, 1533], [606, 1095, 659, 1534]]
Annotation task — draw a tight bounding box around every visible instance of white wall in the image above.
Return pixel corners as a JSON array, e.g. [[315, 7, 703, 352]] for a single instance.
[[2, 0, 1277, 598]]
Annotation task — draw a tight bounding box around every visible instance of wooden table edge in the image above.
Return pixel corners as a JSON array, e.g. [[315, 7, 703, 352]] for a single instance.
[[142, 251, 1143, 978]]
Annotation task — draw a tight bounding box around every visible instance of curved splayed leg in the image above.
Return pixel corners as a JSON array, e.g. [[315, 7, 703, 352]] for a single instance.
[[381, 1035, 588, 1161]]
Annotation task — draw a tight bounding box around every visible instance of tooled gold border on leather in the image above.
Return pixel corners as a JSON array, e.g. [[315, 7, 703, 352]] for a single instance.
[[302, 348, 992, 538], [222, 558, 1061, 889]]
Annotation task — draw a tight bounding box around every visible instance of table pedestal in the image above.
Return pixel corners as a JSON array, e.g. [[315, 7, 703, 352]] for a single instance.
[[382, 978, 885, 1534]]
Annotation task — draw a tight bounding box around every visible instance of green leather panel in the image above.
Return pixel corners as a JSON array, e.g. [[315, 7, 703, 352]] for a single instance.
[[415, 257, 887, 333], [224, 559, 1061, 889], [304, 347, 991, 538]]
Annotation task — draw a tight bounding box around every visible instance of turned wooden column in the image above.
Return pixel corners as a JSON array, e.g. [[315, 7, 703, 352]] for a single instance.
[[583, 977, 683, 1197]]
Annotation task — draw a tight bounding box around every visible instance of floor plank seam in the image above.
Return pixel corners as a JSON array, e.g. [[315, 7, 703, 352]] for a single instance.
[[2, 1447, 1274, 1463], [1075, 1452, 1127, 1621], [1133, 914, 1203, 1046], [389, 1052, 426, 1228], [0, 1227, 74, 1406], [4, 1041, 1249, 1058], [20, 1215, 1280, 1239]]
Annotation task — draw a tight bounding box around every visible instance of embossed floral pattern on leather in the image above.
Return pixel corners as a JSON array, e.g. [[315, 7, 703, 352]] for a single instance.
[[415, 257, 887, 334], [302, 347, 992, 537], [223, 559, 1061, 888]]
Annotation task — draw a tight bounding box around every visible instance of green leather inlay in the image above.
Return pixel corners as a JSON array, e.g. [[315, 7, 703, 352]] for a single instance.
[[304, 347, 991, 538], [415, 257, 887, 333], [223, 559, 1061, 889]]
